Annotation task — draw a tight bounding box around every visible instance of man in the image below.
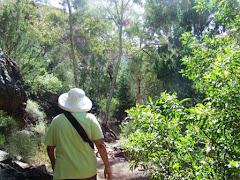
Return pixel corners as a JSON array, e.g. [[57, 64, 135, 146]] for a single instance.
[[45, 88, 111, 180]]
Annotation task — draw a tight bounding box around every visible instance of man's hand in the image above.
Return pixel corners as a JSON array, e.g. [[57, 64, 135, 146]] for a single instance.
[[104, 167, 111, 180], [94, 139, 111, 180]]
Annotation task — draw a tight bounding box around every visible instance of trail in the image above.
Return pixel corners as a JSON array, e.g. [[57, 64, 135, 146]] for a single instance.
[[97, 141, 150, 180]]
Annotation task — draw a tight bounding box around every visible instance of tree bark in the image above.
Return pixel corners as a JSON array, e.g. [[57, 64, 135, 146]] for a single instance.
[[67, 0, 79, 88], [136, 73, 142, 104]]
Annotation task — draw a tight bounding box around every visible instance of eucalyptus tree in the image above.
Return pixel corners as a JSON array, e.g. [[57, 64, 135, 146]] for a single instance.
[[121, 0, 240, 179], [98, 0, 148, 124], [103, 0, 128, 124], [66, 0, 79, 87], [135, 0, 213, 102]]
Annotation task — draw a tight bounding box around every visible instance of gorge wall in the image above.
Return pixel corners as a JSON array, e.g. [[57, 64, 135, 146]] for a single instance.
[[0, 48, 27, 125]]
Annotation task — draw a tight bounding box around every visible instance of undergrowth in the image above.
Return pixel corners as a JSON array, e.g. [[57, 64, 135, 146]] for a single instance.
[[2, 100, 50, 167]]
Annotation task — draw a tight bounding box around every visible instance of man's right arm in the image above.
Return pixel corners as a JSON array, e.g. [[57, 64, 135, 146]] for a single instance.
[[94, 139, 111, 180], [47, 146, 56, 171]]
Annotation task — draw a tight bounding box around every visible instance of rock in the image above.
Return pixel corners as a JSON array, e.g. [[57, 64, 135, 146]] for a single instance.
[[24, 165, 53, 180], [0, 165, 26, 180], [0, 150, 12, 164], [12, 161, 30, 172], [0, 48, 27, 126], [101, 124, 118, 143], [0, 150, 52, 180], [16, 130, 35, 137], [111, 146, 126, 158]]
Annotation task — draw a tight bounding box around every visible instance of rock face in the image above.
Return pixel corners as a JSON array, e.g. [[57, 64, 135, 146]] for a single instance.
[[0, 48, 27, 125]]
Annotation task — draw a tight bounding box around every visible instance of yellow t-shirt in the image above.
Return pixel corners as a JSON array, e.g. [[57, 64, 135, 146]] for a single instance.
[[44, 112, 104, 179]]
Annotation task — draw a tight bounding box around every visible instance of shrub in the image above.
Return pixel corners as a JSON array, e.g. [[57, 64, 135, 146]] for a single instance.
[[26, 99, 46, 123], [30, 73, 62, 94], [121, 92, 240, 179], [5, 100, 49, 166], [6, 128, 49, 166], [0, 110, 17, 144]]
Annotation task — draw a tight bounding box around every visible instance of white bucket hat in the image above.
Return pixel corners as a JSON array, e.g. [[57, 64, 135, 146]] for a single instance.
[[58, 88, 92, 112]]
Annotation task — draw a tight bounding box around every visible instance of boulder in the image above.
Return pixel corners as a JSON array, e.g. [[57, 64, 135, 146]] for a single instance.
[[12, 161, 30, 172], [0, 164, 26, 180], [0, 150, 52, 180], [24, 165, 53, 180], [0, 48, 27, 125], [0, 150, 12, 164]]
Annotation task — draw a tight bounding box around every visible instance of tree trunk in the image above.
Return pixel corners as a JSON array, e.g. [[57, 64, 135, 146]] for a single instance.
[[67, 0, 79, 88], [104, 0, 124, 125], [136, 73, 141, 104]]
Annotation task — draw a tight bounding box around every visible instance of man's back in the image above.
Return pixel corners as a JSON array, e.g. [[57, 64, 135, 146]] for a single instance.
[[45, 112, 104, 179]]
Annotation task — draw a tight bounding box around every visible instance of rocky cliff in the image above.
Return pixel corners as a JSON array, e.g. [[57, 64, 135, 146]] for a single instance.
[[0, 48, 27, 125]]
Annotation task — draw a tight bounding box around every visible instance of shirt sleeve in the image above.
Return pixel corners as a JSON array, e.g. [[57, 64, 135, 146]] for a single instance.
[[44, 119, 56, 146], [89, 114, 104, 141]]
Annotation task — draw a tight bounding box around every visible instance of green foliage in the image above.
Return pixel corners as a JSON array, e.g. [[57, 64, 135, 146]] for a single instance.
[[30, 119, 47, 135], [30, 73, 63, 94], [6, 128, 49, 166], [26, 99, 46, 122], [121, 92, 240, 179], [121, 92, 192, 179], [127, 0, 204, 103], [0, 0, 29, 56], [180, 14, 240, 179], [4, 100, 49, 165], [99, 97, 119, 122], [5, 101, 48, 165], [0, 0, 70, 96], [31, 7, 68, 46], [3, 99, 49, 166], [7, 131, 39, 161], [114, 69, 135, 121], [121, 1, 240, 179], [194, 0, 239, 26], [0, 110, 17, 144], [53, 61, 73, 92]]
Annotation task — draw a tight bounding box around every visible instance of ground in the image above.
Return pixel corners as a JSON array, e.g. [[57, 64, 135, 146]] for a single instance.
[[97, 141, 150, 180]]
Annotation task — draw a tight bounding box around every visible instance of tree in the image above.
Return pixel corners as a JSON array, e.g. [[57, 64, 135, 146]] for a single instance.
[[0, 0, 29, 57], [0, 0, 70, 95], [66, 0, 79, 87], [103, 0, 131, 125], [121, 0, 240, 179], [114, 67, 135, 121], [129, 0, 212, 103]]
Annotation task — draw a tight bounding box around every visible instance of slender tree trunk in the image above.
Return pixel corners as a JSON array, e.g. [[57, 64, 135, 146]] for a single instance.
[[135, 73, 141, 104], [104, 0, 124, 125], [67, 0, 78, 88]]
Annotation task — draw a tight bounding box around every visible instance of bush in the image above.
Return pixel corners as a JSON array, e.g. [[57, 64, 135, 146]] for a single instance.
[[26, 99, 46, 123], [6, 128, 49, 166], [30, 73, 62, 94], [121, 92, 192, 179], [5, 100, 49, 166], [121, 92, 240, 179], [121, 4, 240, 179], [0, 110, 17, 144]]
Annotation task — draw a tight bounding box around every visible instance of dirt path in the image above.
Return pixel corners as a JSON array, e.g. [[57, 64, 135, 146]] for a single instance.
[[96, 141, 150, 180]]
